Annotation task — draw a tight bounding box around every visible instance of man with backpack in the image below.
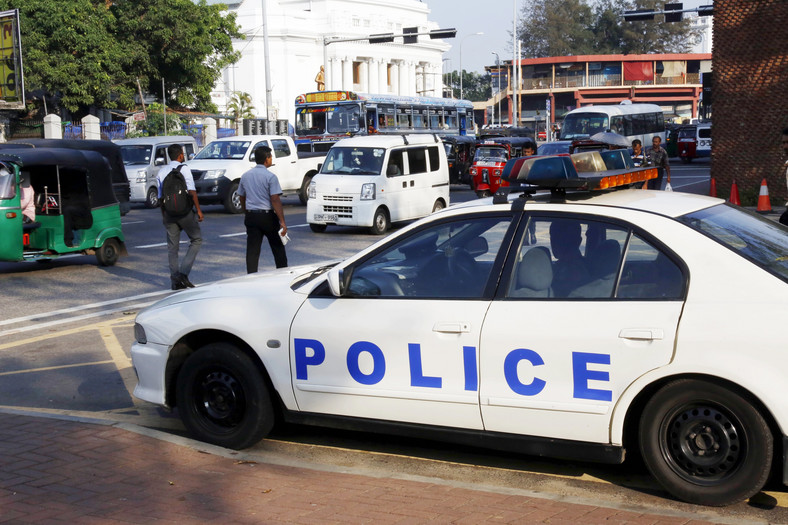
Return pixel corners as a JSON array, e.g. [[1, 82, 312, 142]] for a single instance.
[[157, 144, 203, 290]]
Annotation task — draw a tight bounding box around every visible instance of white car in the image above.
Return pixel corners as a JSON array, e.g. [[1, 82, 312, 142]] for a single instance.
[[131, 157, 788, 507]]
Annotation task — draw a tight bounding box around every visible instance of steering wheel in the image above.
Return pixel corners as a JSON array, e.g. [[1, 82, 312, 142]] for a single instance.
[[448, 248, 477, 284]]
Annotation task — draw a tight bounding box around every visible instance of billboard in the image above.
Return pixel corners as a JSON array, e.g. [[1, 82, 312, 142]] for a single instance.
[[0, 9, 23, 110]]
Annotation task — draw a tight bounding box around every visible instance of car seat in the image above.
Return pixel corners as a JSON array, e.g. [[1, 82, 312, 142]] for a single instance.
[[510, 246, 553, 297], [570, 239, 621, 298]]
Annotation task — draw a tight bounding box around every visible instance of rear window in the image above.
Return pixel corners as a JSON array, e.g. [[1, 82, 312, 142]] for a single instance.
[[679, 204, 788, 282], [698, 127, 711, 139]]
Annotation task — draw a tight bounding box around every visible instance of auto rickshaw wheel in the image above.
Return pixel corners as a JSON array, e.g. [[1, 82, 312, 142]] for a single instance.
[[681, 157, 692, 164], [96, 238, 121, 266]]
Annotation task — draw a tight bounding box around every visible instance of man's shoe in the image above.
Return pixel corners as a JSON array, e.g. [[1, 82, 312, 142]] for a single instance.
[[180, 273, 196, 288], [171, 280, 187, 291]]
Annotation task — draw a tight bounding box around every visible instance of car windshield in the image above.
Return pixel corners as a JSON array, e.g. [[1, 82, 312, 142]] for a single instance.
[[120, 145, 153, 165], [537, 142, 571, 155], [0, 166, 15, 199], [320, 147, 385, 175], [194, 140, 251, 160], [474, 147, 507, 161], [679, 204, 788, 282]]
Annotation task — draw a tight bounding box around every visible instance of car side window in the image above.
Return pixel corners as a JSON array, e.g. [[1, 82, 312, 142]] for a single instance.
[[505, 216, 684, 300], [505, 216, 628, 299], [184, 144, 195, 159], [618, 234, 685, 299], [407, 147, 427, 174], [427, 146, 440, 171], [272, 139, 291, 158], [386, 150, 404, 177], [348, 215, 512, 299], [155, 147, 167, 163]]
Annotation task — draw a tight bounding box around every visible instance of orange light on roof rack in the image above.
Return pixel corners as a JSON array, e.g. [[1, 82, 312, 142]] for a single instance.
[[597, 168, 657, 190]]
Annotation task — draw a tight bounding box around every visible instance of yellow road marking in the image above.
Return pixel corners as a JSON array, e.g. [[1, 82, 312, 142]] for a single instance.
[[0, 360, 114, 376], [0, 317, 133, 352]]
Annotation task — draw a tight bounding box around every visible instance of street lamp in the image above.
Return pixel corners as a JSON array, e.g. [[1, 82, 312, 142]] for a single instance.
[[442, 58, 451, 98], [459, 32, 483, 100], [492, 51, 501, 125]]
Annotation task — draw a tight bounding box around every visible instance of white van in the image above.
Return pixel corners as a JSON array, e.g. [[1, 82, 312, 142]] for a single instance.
[[116, 136, 198, 208], [306, 134, 450, 234]]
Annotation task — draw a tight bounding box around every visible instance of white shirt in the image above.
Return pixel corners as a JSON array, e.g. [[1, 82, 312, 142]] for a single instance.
[[157, 161, 196, 198]]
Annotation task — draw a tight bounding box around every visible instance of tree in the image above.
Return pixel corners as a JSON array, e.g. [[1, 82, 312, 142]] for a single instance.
[[518, 0, 702, 57], [518, 0, 596, 58], [443, 71, 491, 102], [110, 0, 242, 112], [0, 0, 129, 114], [0, 0, 242, 117], [228, 91, 256, 121], [129, 102, 184, 137]]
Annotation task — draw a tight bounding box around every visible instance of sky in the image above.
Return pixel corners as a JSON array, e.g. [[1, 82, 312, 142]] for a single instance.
[[425, 0, 709, 75]]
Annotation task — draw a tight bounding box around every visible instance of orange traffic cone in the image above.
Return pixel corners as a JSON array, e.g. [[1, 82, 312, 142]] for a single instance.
[[709, 177, 717, 197], [757, 178, 772, 213], [729, 180, 741, 206]]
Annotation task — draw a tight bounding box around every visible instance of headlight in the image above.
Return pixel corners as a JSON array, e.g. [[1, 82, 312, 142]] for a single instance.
[[135, 169, 147, 183], [203, 169, 226, 179], [308, 181, 316, 199], [360, 183, 376, 200], [134, 323, 147, 344]]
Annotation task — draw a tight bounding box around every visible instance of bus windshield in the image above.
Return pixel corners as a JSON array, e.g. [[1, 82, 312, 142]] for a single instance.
[[560, 112, 609, 140], [321, 147, 386, 175], [296, 104, 363, 136]]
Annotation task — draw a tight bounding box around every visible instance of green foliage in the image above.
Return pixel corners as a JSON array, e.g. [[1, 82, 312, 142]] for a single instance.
[[518, 0, 703, 57], [0, 0, 241, 116], [228, 91, 256, 121], [443, 71, 492, 102], [129, 103, 184, 136]]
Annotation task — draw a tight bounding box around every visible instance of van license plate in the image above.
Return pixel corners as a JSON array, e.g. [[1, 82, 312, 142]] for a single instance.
[[314, 214, 338, 222]]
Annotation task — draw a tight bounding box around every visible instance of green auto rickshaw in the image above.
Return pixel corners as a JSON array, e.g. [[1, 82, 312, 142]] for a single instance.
[[0, 147, 126, 265]]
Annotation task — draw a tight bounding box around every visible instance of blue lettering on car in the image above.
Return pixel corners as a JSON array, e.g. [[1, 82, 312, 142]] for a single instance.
[[293, 338, 611, 401]]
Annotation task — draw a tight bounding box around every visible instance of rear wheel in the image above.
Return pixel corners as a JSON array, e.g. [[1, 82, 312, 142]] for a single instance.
[[96, 238, 121, 266], [432, 200, 445, 213], [145, 187, 159, 208], [476, 189, 491, 198], [369, 207, 389, 235], [309, 223, 327, 233], [639, 379, 772, 506], [224, 181, 242, 214], [176, 343, 274, 450]]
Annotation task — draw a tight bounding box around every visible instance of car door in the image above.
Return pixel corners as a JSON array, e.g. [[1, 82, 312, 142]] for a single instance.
[[289, 212, 518, 430], [479, 213, 686, 444], [270, 138, 297, 190]]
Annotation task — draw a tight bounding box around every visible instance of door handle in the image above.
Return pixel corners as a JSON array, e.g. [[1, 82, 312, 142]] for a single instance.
[[619, 328, 664, 341], [433, 322, 470, 334]]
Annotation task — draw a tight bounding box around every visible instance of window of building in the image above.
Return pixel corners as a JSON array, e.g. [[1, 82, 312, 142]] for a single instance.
[[353, 61, 361, 84]]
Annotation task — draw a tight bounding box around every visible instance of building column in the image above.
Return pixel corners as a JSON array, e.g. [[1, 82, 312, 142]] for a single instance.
[[342, 57, 353, 91], [379, 61, 388, 93], [391, 61, 401, 95], [368, 59, 379, 93], [330, 57, 341, 91], [359, 59, 369, 92]]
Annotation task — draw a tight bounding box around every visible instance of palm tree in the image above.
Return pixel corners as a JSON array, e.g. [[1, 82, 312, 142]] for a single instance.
[[228, 91, 256, 121]]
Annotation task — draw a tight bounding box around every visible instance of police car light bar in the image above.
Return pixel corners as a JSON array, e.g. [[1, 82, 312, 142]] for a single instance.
[[502, 155, 658, 191]]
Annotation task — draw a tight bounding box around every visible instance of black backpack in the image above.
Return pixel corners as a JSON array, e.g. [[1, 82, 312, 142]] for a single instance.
[[161, 165, 192, 217]]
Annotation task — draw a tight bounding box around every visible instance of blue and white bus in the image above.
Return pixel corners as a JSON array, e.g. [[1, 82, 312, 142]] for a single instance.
[[294, 91, 475, 152], [560, 102, 666, 148]]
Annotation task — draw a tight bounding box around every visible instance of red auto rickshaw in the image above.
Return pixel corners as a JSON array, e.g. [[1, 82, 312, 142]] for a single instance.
[[469, 137, 536, 197]]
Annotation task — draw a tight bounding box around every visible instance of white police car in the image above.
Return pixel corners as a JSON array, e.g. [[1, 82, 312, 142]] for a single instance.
[[131, 152, 788, 507]]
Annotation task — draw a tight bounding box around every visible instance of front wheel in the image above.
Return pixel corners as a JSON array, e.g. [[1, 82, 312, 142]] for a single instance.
[[176, 343, 274, 450], [145, 187, 159, 208], [369, 207, 389, 235], [476, 189, 491, 198], [639, 379, 772, 506], [96, 238, 121, 266], [298, 175, 313, 205], [224, 181, 243, 214], [309, 223, 327, 233]]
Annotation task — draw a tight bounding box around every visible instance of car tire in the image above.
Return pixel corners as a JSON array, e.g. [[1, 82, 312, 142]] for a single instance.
[[476, 189, 491, 198], [309, 223, 327, 233], [176, 343, 274, 450], [432, 200, 445, 213], [224, 181, 243, 214], [298, 175, 313, 205], [639, 379, 772, 506], [145, 187, 159, 209], [369, 207, 389, 235], [95, 238, 121, 266]]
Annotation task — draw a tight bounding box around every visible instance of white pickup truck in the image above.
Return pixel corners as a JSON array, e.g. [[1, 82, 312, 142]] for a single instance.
[[187, 134, 325, 213]]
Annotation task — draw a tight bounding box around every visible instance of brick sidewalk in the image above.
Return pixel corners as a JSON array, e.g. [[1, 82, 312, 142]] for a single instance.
[[0, 411, 724, 524]]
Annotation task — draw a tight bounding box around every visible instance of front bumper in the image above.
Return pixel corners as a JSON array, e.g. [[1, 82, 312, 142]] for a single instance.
[[130, 341, 170, 406]]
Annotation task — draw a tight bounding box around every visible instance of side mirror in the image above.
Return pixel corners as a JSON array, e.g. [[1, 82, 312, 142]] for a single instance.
[[317, 163, 323, 172], [326, 266, 351, 297], [154, 158, 165, 166], [249, 153, 255, 162], [188, 153, 195, 160]]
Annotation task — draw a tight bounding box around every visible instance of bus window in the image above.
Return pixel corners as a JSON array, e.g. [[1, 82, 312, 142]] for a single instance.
[[296, 109, 327, 136], [397, 111, 412, 129], [327, 105, 362, 134], [413, 112, 425, 129], [430, 112, 441, 130]]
